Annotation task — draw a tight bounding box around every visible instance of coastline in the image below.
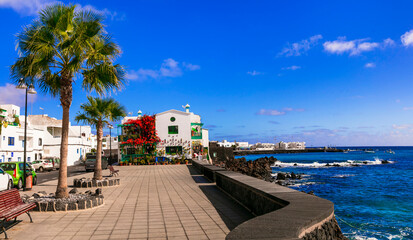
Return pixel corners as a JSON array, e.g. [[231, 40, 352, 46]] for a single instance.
[[234, 148, 344, 156]]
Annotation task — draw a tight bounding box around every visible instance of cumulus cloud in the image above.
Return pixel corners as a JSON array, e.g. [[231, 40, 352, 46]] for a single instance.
[[0, 0, 124, 20], [247, 70, 263, 76], [256, 108, 304, 116], [278, 34, 323, 57], [0, 83, 37, 106], [282, 65, 301, 71], [126, 58, 199, 81], [364, 62, 376, 68], [323, 37, 393, 55], [401, 29, 413, 47]]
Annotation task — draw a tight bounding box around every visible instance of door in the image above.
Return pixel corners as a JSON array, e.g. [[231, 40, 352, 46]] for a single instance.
[[0, 168, 9, 191]]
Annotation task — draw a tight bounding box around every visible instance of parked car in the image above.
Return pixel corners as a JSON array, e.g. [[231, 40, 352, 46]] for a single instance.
[[0, 162, 37, 189], [0, 167, 13, 191], [85, 155, 109, 172], [31, 160, 54, 172], [44, 158, 60, 170]]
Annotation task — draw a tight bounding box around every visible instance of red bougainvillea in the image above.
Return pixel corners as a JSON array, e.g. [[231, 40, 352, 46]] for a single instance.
[[120, 115, 160, 146]]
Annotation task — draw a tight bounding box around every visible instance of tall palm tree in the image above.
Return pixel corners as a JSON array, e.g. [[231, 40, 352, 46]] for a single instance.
[[10, 4, 126, 198], [75, 97, 126, 180]]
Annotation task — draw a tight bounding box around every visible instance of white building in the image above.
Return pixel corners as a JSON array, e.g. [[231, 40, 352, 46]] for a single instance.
[[0, 104, 43, 162], [120, 104, 210, 160], [275, 141, 306, 150], [254, 142, 275, 151], [217, 140, 235, 148], [0, 104, 93, 166], [156, 104, 209, 159], [28, 115, 93, 166]]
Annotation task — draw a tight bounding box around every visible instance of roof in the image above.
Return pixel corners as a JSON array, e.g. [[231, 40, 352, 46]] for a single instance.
[[156, 109, 191, 116]]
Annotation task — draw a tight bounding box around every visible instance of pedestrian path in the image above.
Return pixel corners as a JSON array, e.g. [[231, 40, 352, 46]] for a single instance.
[[6, 165, 252, 240]]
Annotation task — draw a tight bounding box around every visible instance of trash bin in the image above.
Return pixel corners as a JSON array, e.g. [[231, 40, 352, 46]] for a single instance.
[[25, 172, 33, 190]]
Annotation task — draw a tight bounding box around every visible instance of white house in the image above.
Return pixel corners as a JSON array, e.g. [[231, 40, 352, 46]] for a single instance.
[[28, 115, 93, 166], [0, 104, 94, 166], [156, 104, 209, 159], [120, 104, 210, 160], [0, 104, 44, 163]]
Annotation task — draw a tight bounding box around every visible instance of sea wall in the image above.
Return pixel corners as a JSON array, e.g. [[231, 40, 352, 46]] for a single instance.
[[191, 159, 347, 240]]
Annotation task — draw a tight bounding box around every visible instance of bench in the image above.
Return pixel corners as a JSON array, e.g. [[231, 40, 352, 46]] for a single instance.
[[0, 189, 36, 239], [108, 165, 119, 177]]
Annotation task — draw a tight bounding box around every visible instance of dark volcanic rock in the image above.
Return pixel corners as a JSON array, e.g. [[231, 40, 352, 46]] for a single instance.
[[223, 156, 277, 182], [277, 173, 286, 180]]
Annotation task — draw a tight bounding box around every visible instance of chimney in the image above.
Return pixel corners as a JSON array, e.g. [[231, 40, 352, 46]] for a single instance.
[[185, 104, 190, 113]]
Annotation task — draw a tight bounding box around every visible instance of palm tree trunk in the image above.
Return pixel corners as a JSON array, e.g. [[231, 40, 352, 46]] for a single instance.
[[94, 121, 103, 180], [56, 76, 72, 198]]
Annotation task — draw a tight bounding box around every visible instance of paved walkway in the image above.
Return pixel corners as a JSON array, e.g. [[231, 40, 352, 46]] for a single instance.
[[6, 165, 252, 240]]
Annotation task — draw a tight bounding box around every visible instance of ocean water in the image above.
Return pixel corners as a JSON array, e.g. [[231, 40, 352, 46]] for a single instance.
[[236, 146, 413, 240]]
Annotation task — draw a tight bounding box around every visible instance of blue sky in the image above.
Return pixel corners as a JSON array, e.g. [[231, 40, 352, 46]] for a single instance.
[[1, 0, 413, 146]]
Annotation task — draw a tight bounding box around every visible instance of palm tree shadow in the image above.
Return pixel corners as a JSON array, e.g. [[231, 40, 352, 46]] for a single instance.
[[186, 165, 253, 231]]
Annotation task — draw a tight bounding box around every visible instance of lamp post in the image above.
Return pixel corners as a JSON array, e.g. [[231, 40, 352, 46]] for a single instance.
[[108, 124, 113, 165], [16, 79, 37, 191]]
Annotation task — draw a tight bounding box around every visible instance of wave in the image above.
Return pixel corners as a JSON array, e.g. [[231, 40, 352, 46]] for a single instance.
[[271, 157, 393, 168]]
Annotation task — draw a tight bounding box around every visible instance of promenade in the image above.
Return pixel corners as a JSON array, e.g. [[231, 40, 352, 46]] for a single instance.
[[6, 165, 252, 240]]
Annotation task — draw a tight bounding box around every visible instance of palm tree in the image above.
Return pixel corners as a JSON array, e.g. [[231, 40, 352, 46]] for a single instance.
[[75, 97, 126, 180], [10, 4, 126, 198]]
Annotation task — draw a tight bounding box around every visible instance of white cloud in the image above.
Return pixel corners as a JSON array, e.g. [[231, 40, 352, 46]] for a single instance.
[[183, 62, 200, 71], [392, 124, 413, 130], [383, 38, 396, 47], [278, 34, 323, 57], [282, 65, 301, 71], [0, 0, 124, 20], [256, 107, 304, 116], [323, 37, 393, 56], [0, 0, 55, 15], [0, 83, 37, 107], [247, 70, 263, 76], [126, 58, 199, 81], [401, 29, 413, 47], [364, 62, 376, 68], [256, 109, 285, 116]]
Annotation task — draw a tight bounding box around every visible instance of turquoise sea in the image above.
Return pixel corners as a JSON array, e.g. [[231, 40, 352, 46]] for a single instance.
[[236, 146, 413, 240]]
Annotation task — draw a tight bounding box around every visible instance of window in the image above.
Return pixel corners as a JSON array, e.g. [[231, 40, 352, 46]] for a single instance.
[[22, 140, 24, 148], [170, 117, 176, 122], [18, 157, 21, 162], [166, 146, 182, 155], [168, 126, 179, 134], [8, 137, 14, 146], [38, 138, 42, 146], [35, 154, 37, 160]]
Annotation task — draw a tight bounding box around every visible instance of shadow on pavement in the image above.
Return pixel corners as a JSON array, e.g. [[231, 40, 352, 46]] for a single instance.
[[0, 219, 23, 237], [186, 165, 253, 231]]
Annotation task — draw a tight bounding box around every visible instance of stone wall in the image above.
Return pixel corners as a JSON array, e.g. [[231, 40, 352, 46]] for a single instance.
[[191, 159, 348, 240]]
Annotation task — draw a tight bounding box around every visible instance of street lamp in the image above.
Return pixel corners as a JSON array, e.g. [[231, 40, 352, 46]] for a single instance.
[[108, 124, 113, 165], [16, 79, 36, 191]]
